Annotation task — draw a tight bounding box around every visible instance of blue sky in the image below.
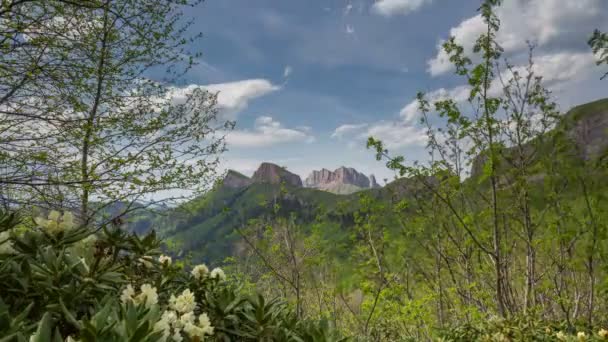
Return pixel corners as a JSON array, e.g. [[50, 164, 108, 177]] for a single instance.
[[171, 0, 608, 183]]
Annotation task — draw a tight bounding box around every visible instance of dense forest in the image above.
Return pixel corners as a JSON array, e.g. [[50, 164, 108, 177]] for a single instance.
[[1, 0, 608, 341]]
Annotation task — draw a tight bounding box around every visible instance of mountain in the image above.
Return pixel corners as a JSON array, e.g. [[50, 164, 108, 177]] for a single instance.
[[565, 98, 608, 160], [126, 98, 608, 264], [222, 170, 252, 189], [251, 162, 303, 187], [304, 166, 381, 194], [470, 98, 608, 178]]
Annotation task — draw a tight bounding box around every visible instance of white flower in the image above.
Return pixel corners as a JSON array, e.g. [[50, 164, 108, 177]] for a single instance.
[[556, 331, 567, 340], [135, 284, 158, 308], [159, 254, 172, 266], [599, 328, 608, 339], [0, 231, 15, 255], [191, 264, 209, 281], [180, 311, 195, 325], [183, 313, 214, 338], [171, 289, 196, 314], [120, 284, 136, 304], [210, 267, 226, 281], [578, 331, 587, 341], [35, 210, 76, 235], [162, 310, 178, 325], [197, 313, 214, 335], [171, 331, 183, 342]]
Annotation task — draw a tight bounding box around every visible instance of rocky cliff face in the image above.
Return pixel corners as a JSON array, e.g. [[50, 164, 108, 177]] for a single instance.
[[221, 170, 252, 189], [566, 99, 608, 160], [251, 162, 303, 187], [369, 175, 381, 189], [305, 167, 381, 194]]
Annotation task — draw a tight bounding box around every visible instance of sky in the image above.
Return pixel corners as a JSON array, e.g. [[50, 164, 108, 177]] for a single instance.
[[169, 0, 608, 184]]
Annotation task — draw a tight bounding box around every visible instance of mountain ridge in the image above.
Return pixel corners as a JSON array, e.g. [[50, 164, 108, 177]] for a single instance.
[[304, 166, 381, 194]]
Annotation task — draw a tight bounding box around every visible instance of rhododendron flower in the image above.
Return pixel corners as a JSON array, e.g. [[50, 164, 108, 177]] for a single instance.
[[171, 289, 196, 313], [210, 267, 226, 281], [135, 284, 158, 307], [184, 313, 214, 338], [120, 284, 136, 304], [34, 211, 76, 234], [191, 264, 209, 280], [159, 254, 172, 266]]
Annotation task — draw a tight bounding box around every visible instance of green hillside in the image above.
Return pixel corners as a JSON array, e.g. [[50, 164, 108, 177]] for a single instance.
[[127, 98, 608, 266]]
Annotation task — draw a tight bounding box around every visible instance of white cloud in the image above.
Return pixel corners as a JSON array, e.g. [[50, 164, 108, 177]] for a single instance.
[[428, 0, 607, 76], [283, 66, 292, 78], [225, 116, 315, 148], [362, 121, 427, 149], [331, 123, 368, 139], [400, 85, 471, 123], [332, 121, 426, 150], [169, 79, 280, 120], [372, 0, 433, 17]]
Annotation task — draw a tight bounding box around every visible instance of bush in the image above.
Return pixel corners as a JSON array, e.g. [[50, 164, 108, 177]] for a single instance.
[[0, 211, 345, 341], [438, 315, 608, 342]]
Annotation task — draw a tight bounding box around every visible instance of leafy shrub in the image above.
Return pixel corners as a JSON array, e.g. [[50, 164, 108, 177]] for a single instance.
[[438, 315, 608, 342], [0, 210, 344, 341]]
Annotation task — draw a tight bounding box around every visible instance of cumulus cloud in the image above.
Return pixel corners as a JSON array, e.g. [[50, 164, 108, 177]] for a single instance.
[[372, 0, 433, 17], [225, 116, 315, 148], [428, 0, 607, 76], [169, 79, 280, 120]]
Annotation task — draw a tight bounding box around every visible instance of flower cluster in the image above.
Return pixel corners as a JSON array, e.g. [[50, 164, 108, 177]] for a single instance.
[[554, 329, 608, 341], [191, 264, 226, 282], [191, 264, 209, 280], [210, 267, 226, 281], [154, 289, 214, 341], [169, 289, 196, 314], [34, 211, 75, 235], [159, 254, 172, 266], [120, 284, 158, 308]]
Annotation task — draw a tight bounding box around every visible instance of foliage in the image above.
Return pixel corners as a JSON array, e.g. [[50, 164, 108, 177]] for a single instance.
[[589, 29, 608, 79], [0, 0, 232, 223], [0, 209, 344, 341]]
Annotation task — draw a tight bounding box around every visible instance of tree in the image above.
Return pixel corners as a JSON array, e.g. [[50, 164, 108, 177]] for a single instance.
[[0, 0, 233, 223], [589, 29, 608, 79]]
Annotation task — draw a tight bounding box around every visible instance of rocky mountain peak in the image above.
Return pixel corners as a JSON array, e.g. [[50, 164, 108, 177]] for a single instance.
[[305, 166, 382, 194], [221, 170, 252, 189], [369, 174, 381, 189], [251, 163, 303, 187]]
